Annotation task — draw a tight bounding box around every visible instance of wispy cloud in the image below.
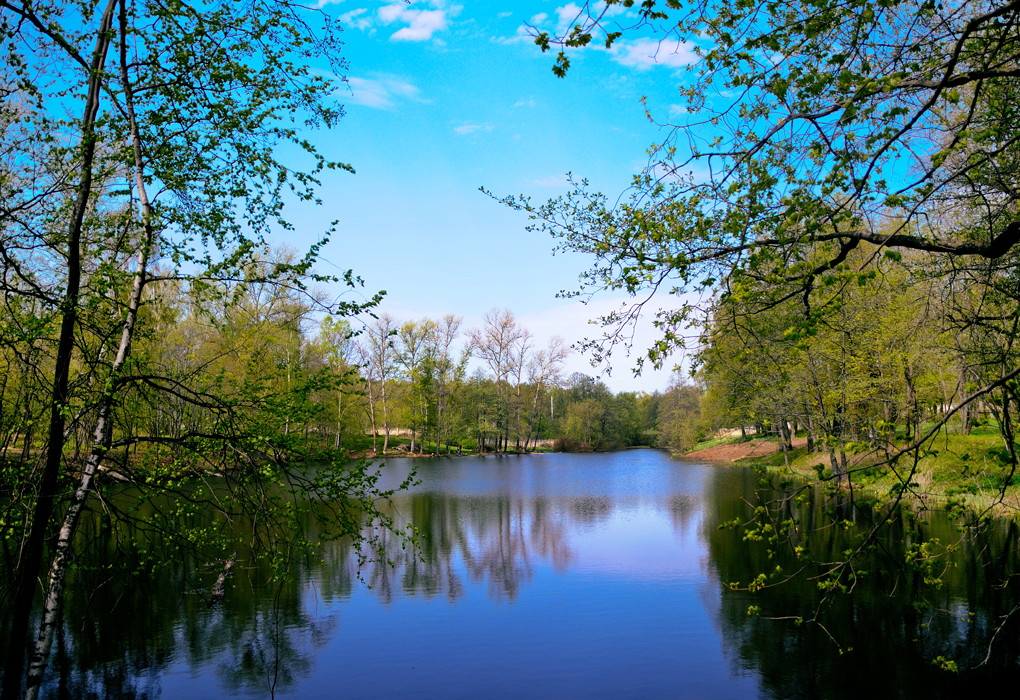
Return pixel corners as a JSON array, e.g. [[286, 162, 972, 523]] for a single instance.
[[526, 174, 570, 188], [454, 123, 493, 135], [497, 11, 513, 19], [346, 74, 428, 110], [611, 38, 697, 70], [339, 7, 373, 31], [382, 1, 460, 41], [555, 3, 583, 31], [513, 98, 535, 108], [493, 12, 546, 44], [340, 1, 458, 41]]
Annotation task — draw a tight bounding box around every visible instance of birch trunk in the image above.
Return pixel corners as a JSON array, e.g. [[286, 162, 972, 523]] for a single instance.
[[22, 9, 157, 693], [380, 377, 389, 454], [364, 372, 377, 453], [1, 4, 118, 697]]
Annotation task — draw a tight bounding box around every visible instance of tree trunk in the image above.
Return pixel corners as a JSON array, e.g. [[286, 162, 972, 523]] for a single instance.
[[23, 11, 157, 690], [380, 375, 389, 454], [2, 6, 118, 697], [828, 448, 846, 489], [334, 393, 342, 451], [364, 374, 377, 453], [903, 360, 916, 446]]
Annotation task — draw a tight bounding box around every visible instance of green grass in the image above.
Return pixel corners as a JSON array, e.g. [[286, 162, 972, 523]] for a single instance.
[[688, 433, 756, 452], [733, 425, 1019, 518]]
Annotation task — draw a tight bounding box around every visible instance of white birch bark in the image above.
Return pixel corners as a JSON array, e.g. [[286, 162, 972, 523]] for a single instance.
[[23, 5, 155, 694]]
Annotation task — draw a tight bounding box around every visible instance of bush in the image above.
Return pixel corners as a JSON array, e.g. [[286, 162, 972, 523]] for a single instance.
[[553, 436, 581, 452]]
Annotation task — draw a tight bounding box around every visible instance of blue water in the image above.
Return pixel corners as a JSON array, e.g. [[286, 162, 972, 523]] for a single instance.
[[156, 450, 761, 698]]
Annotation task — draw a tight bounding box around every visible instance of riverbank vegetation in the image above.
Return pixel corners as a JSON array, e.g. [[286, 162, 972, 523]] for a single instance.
[[676, 236, 1020, 518]]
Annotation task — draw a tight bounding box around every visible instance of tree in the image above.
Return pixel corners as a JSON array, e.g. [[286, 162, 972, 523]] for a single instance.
[[659, 373, 703, 454], [316, 316, 361, 450], [428, 314, 468, 454], [524, 337, 569, 450], [396, 318, 434, 453], [0, 2, 387, 697], [355, 339, 380, 453], [367, 314, 397, 454], [508, 327, 535, 451], [469, 309, 526, 452]]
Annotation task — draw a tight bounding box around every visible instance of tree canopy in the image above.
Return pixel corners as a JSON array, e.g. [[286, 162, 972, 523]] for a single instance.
[[515, 0, 1020, 369]]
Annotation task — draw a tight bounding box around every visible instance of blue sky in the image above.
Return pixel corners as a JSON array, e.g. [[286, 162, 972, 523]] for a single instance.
[[290, 1, 699, 391]]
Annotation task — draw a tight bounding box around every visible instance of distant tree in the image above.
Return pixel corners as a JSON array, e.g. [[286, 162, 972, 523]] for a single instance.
[[469, 309, 526, 452], [659, 375, 703, 454], [367, 314, 398, 454], [428, 315, 468, 453], [524, 337, 569, 449], [396, 318, 434, 452], [316, 317, 360, 450]]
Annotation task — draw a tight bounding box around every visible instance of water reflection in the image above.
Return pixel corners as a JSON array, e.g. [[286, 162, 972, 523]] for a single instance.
[[700, 466, 1020, 697], [15, 450, 1020, 699]]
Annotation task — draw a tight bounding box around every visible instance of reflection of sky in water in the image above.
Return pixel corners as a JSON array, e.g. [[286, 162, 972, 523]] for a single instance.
[[157, 450, 760, 699]]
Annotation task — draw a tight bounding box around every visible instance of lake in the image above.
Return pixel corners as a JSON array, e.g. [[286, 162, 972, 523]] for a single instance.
[[29, 450, 1020, 698]]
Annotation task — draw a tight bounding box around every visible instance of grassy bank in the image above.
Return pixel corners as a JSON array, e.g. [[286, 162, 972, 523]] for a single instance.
[[684, 426, 1020, 518]]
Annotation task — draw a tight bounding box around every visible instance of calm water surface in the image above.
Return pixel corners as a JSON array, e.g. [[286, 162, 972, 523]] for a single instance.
[[33, 450, 1020, 698]]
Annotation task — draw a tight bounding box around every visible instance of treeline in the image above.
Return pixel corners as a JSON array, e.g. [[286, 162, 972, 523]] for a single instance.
[[289, 308, 694, 455], [689, 241, 1016, 484]]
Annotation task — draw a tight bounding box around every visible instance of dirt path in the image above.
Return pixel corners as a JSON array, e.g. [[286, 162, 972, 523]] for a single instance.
[[684, 437, 807, 463]]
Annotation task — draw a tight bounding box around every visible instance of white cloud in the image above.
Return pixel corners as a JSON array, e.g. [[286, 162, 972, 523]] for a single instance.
[[339, 8, 373, 30], [530, 12, 548, 24], [497, 11, 513, 19], [454, 123, 493, 135], [555, 3, 583, 30], [314, 0, 345, 7], [526, 174, 570, 188], [375, 1, 460, 41], [513, 98, 535, 108], [391, 9, 448, 40], [378, 3, 405, 22], [612, 38, 697, 70], [346, 74, 427, 110], [342, 1, 456, 41]]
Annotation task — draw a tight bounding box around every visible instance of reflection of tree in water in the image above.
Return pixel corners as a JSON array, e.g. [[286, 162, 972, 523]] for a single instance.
[[19, 478, 706, 696], [570, 495, 612, 525], [665, 492, 700, 538], [358, 493, 601, 603], [700, 467, 1020, 698], [20, 503, 353, 700], [215, 599, 338, 699]]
